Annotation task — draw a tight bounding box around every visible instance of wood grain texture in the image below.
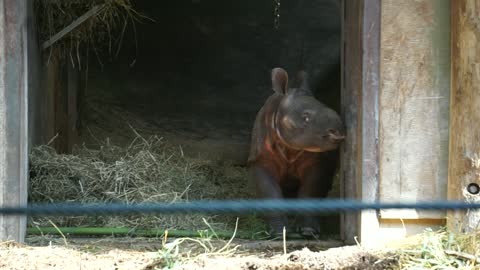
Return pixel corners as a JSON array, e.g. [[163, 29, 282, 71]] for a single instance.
[[379, 0, 451, 219], [0, 0, 29, 242], [447, 0, 480, 232], [67, 63, 79, 153], [359, 0, 381, 248], [53, 56, 68, 153], [340, 0, 382, 246], [26, 0, 42, 147], [43, 53, 58, 145], [340, 0, 362, 244]]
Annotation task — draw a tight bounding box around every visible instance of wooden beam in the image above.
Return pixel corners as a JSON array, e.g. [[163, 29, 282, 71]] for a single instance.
[[53, 57, 68, 153], [340, 0, 382, 246], [42, 53, 58, 145], [67, 63, 79, 152], [359, 0, 381, 248], [340, 0, 362, 245], [42, 4, 104, 50], [42, 51, 83, 153], [0, 0, 29, 242], [26, 0, 42, 147], [447, 0, 480, 233]]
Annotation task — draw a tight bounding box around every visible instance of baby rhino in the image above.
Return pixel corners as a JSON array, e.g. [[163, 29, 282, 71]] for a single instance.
[[248, 67, 344, 237]]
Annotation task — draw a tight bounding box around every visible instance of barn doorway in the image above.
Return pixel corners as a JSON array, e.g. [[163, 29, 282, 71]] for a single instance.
[[83, 0, 342, 237], [30, 0, 343, 241]]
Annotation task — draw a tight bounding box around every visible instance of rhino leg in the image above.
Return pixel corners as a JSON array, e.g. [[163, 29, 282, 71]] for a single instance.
[[252, 166, 289, 237], [297, 151, 338, 238]]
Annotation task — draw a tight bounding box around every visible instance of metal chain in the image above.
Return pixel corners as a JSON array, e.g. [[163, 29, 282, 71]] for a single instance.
[[274, 0, 281, 30]]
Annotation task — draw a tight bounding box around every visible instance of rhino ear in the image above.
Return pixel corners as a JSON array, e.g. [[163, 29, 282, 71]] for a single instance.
[[293, 70, 313, 95], [271, 67, 289, 94], [295, 71, 308, 89]]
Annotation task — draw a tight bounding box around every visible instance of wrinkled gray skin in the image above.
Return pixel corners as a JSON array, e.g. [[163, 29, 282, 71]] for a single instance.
[[248, 67, 345, 238], [274, 69, 344, 153]]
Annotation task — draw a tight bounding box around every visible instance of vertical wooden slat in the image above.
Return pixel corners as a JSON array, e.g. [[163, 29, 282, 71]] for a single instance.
[[359, 0, 381, 247], [43, 55, 82, 153], [67, 63, 79, 152], [53, 59, 68, 153], [448, 0, 480, 233], [341, 0, 381, 246], [43, 53, 58, 144], [379, 0, 451, 220], [0, 0, 29, 242], [26, 0, 41, 147], [340, 0, 362, 244]]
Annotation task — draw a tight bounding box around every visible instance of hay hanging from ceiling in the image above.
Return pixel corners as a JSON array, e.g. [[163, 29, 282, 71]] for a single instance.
[[35, 0, 149, 66]]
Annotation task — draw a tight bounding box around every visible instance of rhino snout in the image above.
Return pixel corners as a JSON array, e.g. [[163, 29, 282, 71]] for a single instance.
[[326, 128, 345, 143]]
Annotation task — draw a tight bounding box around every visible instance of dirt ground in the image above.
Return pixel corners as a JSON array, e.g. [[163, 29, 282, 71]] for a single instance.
[[0, 237, 398, 270], [175, 246, 398, 270]]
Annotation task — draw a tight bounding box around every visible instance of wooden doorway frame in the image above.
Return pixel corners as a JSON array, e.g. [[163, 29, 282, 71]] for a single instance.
[[0, 0, 30, 242], [340, 0, 381, 245]]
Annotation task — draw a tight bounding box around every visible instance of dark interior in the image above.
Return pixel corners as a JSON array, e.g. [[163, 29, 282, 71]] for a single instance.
[[83, 0, 341, 163], [82, 0, 341, 235]]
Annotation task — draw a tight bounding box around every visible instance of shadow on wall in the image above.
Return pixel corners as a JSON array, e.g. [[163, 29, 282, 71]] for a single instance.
[[83, 0, 341, 163]]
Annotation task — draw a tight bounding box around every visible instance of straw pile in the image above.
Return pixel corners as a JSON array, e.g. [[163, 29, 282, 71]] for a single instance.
[[398, 228, 480, 269], [35, 0, 148, 65], [28, 135, 256, 231]]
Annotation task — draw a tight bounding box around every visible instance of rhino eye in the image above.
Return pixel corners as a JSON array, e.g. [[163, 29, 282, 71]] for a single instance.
[[301, 112, 311, 123]]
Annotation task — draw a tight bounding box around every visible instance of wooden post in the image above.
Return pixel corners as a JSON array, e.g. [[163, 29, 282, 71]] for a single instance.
[[42, 53, 58, 145], [67, 62, 80, 152], [0, 0, 29, 242], [448, 0, 480, 233], [359, 0, 381, 247], [43, 54, 82, 153], [340, 0, 362, 245], [340, 0, 381, 246], [53, 58, 68, 153], [26, 0, 42, 147]]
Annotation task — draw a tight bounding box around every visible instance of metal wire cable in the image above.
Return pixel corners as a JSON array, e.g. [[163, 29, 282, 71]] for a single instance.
[[1, 199, 480, 216]]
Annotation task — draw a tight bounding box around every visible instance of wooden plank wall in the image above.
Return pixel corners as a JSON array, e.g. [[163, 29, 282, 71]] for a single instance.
[[0, 0, 29, 242], [448, 0, 480, 233], [379, 0, 451, 219], [340, 0, 452, 247], [41, 52, 82, 153], [27, 0, 42, 147], [41, 54, 58, 145]]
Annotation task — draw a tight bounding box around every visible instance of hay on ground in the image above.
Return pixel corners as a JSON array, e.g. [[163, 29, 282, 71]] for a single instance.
[[29, 135, 257, 232], [398, 228, 480, 269]]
